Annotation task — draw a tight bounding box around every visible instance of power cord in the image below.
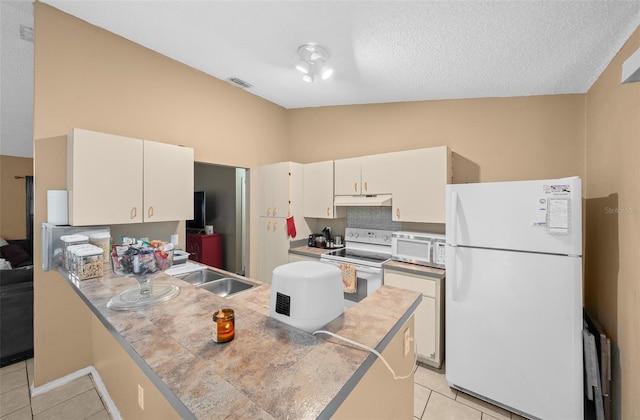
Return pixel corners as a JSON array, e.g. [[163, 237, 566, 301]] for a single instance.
[[312, 329, 417, 380]]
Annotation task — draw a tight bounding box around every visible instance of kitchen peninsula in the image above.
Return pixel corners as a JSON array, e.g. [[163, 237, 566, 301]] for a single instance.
[[56, 265, 421, 419]]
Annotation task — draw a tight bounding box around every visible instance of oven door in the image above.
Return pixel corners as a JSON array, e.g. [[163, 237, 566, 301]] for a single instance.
[[320, 259, 383, 308]]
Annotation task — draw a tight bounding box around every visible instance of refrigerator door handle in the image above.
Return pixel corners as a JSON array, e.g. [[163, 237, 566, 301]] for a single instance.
[[450, 191, 458, 247], [449, 248, 457, 302]]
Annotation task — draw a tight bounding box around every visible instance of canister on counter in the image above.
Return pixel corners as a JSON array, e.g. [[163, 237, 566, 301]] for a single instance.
[[60, 234, 88, 270], [73, 246, 104, 280], [212, 309, 235, 343], [89, 232, 111, 259]]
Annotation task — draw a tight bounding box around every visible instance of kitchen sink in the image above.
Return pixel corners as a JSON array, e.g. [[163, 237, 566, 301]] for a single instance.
[[180, 269, 229, 285], [197, 277, 257, 297]]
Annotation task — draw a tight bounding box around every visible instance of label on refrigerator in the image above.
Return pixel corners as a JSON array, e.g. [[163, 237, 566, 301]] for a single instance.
[[547, 198, 570, 234]]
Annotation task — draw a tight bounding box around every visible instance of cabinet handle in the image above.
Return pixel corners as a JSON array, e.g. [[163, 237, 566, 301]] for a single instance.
[[267, 208, 271, 217], [364, 181, 368, 192], [267, 221, 271, 230], [131, 207, 137, 219], [273, 221, 278, 231], [148, 206, 154, 218], [396, 208, 400, 218], [326, 207, 330, 216], [273, 207, 278, 216], [354, 182, 358, 192]]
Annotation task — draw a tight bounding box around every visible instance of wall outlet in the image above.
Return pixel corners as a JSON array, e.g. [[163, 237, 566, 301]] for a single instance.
[[404, 328, 411, 356], [138, 384, 144, 410]]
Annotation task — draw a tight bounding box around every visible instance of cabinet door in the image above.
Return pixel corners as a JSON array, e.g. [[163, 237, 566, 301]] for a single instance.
[[271, 162, 290, 218], [334, 157, 361, 195], [304, 161, 338, 218], [392, 146, 451, 223], [361, 153, 394, 195], [67, 128, 143, 225], [384, 269, 440, 365], [416, 296, 437, 361], [143, 141, 194, 222], [256, 162, 290, 217], [258, 218, 290, 283]]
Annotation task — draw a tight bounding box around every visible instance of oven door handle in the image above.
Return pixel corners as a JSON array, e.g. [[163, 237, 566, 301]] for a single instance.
[[320, 259, 381, 275]]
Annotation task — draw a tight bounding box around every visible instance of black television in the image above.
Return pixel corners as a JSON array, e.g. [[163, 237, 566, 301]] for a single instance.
[[187, 191, 206, 231]]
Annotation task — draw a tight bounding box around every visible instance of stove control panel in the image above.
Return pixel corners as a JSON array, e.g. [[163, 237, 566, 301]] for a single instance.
[[345, 228, 393, 246]]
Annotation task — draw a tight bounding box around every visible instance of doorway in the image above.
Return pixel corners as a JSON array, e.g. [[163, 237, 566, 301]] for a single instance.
[[193, 163, 247, 275]]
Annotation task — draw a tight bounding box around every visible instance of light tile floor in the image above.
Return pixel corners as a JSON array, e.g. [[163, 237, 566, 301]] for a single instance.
[[2, 358, 525, 419], [0, 359, 111, 420], [414, 362, 526, 420]]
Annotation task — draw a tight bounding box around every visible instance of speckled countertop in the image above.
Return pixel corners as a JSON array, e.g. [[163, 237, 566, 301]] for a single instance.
[[288, 245, 333, 258], [62, 264, 421, 419]]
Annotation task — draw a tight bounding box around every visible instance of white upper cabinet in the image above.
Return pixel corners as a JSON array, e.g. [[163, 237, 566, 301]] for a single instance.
[[67, 128, 193, 226], [334, 157, 362, 195], [143, 140, 194, 223], [391, 146, 452, 223], [303, 160, 345, 219], [335, 155, 392, 196], [257, 162, 291, 217]]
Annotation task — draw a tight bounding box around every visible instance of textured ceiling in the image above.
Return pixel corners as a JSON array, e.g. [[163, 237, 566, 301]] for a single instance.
[[0, 1, 34, 157], [3, 1, 640, 158], [40, 1, 640, 109]]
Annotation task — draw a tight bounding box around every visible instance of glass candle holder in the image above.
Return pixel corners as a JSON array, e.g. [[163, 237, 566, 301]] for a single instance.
[[212, 309, 235, 343]]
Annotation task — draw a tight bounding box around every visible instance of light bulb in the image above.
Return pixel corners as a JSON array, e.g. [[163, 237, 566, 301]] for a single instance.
[[302, 73, 314, 83], [320, 65, 333, 80], [296, 61, 310, 74]]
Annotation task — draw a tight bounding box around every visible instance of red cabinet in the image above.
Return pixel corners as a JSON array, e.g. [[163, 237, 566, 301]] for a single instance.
[[186, 233, 223, 269]]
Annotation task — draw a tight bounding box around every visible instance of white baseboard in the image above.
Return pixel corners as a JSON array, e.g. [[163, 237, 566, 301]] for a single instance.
[[30, 365, 122, 420]]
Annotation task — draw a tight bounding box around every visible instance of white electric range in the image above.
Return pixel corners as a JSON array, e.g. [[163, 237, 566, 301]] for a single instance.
[[321, 227, 393, 307]]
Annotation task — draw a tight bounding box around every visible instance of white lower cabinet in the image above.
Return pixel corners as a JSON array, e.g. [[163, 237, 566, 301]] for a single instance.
[[288, 253, 317, 263], [383, 268, 444, 368]]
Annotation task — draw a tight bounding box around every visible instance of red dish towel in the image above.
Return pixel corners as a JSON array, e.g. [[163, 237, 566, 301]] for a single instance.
[[340, 263, 357, 293], [286, 216, 297, 238]]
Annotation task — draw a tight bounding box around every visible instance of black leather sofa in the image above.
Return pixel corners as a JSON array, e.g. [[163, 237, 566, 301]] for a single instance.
[[0, 239, 34, 367]]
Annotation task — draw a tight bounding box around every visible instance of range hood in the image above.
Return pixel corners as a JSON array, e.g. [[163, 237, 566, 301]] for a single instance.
[[334, 194, 392, 207]]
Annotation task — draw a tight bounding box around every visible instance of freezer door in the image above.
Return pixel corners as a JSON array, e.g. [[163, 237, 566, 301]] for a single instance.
[[445, 246, 583, 420], [446, 177, 581, 256]]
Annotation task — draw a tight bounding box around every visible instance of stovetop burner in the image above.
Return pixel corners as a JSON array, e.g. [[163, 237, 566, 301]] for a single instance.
[[324, 248, 391, 265]]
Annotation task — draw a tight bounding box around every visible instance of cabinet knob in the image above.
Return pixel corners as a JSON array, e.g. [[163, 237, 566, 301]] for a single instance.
[[354, 182, 358, 192], [273, 221, 278, 230], [148, 206, 154, 218], [396, 208, 400, 218], [364, 181, 368, 192], [273, 207, 278, 216], [131, 207, 137, 219], [267, 208, 271, 217], [267, 221, 271, 230]]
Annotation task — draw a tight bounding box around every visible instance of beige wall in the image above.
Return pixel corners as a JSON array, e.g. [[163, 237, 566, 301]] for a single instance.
[[585, 27, 640, 420], [0, 155, 33, 239], [33, 3, 288, 169], [288, 95, 586, 183]]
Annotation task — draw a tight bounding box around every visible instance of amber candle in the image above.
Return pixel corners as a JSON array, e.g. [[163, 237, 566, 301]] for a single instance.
[[212, 309, 235, 343]]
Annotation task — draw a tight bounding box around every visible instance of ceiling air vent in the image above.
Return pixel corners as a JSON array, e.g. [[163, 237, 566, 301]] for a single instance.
[[227, 77, 253, 89], [20, 24, 34, 43]]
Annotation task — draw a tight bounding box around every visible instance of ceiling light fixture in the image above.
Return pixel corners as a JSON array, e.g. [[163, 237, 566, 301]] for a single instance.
[[296, 44, 333, 83]]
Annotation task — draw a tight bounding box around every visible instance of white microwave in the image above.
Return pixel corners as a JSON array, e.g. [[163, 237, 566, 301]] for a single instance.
[[391, 231, 446, 269]]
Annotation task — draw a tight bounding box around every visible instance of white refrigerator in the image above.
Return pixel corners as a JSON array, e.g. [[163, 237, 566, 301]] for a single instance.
[[445, 177, 583, 420]]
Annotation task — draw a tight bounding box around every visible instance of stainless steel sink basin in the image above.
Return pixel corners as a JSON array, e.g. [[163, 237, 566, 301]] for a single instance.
[[180, 269, 228, 285], [197, 277, 257, 297]]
